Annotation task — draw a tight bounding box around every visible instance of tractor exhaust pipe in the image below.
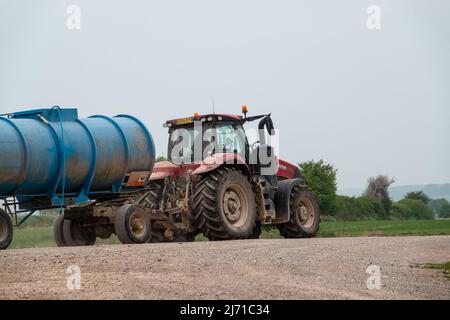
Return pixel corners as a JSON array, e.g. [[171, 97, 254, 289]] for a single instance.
[[258, 117, 267, 145], [258, 114, 275, 145]]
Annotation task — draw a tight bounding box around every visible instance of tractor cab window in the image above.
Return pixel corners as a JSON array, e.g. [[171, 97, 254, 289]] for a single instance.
[[215, 125, 243, 154], [168, 127, 199, 164], [168, 123, 247, 164]]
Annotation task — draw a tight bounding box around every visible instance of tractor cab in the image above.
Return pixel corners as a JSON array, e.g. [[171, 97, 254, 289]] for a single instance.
[[162, 106, 279, 180]]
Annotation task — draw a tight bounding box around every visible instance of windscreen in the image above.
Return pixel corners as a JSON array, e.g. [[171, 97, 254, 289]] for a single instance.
[[168, 123, 246, 164]]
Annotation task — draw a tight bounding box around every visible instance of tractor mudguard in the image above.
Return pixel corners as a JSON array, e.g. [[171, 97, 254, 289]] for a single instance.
[[149, 161, 179, 181], [273, 178, 302, 224], [193, 153, 250, 176]]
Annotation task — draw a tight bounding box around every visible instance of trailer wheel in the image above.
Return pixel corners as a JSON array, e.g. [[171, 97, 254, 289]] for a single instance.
[[194, 168, 257, 240], [115, 204, 151, 244], [0, 209, 13, 250], [53, 213, 67, 247], [277, 185, 320, 238], [63, 219, 96, 246]]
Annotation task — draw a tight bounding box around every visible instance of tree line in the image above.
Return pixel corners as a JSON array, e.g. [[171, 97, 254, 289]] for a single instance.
[[299, 160, 450, 221]]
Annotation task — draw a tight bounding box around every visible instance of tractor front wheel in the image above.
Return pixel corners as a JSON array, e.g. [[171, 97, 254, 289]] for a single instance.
[[0, 209, 13, 250], [193, 168, 257, 240], [277, 185, 320, 238]]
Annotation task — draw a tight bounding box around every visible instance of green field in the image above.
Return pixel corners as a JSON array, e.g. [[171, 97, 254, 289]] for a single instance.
[[418, 262, 450, 280], [317, 219, 450, 237], [8, 217, 450, 249]]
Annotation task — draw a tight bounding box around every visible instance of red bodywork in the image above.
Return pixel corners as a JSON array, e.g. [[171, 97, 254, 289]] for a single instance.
[[276, 159, 301, 180], [149, 153, 247, 181], [149, 154, 300, 181]]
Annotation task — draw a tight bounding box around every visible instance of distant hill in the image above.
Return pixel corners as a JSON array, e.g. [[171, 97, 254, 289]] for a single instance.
[[338, 183, 450, 201]]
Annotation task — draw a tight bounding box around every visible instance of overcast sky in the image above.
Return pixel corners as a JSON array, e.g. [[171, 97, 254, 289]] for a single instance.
[[1, 0, 449, 189]]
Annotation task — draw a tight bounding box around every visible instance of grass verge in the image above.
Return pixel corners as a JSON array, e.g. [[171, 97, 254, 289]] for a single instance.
[[7, 219, 450, 249], [413, 262, 450, 280]]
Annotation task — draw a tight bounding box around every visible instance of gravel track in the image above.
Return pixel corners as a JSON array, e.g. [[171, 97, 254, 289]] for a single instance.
[[0, 236, 449, 300]]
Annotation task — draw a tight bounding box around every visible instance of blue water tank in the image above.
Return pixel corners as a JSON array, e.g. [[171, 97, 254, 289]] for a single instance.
[[0, 107, 155, 206]]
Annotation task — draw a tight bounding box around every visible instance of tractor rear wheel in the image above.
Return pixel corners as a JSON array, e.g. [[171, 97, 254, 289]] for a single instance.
[[193, 168, 256, 240], [144, 181, 180, 243], [0, 209, 13, 250], [115, 204, 151, 244], [277, 185, 320, 238], [143, 182, 165, 243]]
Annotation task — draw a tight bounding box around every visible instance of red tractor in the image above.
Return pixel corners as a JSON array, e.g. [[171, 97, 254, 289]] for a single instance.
[[114, 107, 320, 244]]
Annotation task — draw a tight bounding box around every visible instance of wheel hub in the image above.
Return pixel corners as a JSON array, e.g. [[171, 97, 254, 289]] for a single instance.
[[130, 212, 146, 237], [223, 190, 242, 222], [221, 184, 249, 228], [297, 198, 315, 229], [299, 205, 308, 221]]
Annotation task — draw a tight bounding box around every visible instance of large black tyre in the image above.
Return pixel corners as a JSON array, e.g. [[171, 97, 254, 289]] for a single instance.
[[144, 182, 172, 243], [277, 185, 320, 238], [63, 219, 96, 246], [115, 204, 151, 244], [54, 213, 96, 247], [193, 168, 257, 240], [53, 213, 67, 247], [0, 209, 13, 250]]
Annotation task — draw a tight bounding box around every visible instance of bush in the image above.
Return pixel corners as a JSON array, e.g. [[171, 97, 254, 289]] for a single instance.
[[429, 198, 450, 218], [334, 195, 386, 220], [392, 199, 434, 220], [404, 191, 430, 204], [299, 160, 337, 215], [363, 175, 395, 212], [438, 201, 450, 218]]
